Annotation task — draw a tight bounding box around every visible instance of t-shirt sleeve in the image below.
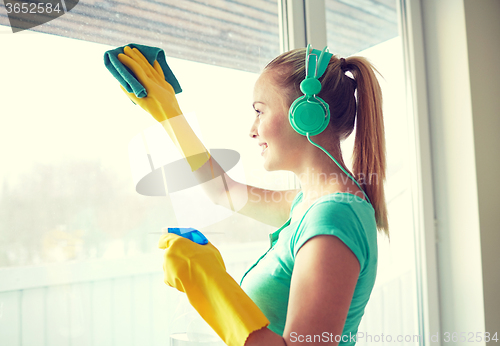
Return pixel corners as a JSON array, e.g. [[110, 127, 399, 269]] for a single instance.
[[290, 200, 369, 272]]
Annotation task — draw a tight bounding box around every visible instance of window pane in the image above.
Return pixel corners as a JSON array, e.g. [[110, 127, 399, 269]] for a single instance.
[[326, 0, 421, 343], [326, 0, 398, 56], [0, 0, 281, 271], [1, 1, 281, 343]]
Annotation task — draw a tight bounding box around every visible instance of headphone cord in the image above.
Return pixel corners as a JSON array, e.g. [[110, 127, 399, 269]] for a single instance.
[[306, 133, 371, 205]]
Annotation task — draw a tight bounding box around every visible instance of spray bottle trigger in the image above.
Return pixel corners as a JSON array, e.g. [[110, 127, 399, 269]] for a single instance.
[[167, 227, 209, 245]]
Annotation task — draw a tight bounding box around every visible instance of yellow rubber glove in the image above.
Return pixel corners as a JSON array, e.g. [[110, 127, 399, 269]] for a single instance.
[[118, 46, 182, 121], [117, 46, 211, 172], [158, 234, 269, 346]]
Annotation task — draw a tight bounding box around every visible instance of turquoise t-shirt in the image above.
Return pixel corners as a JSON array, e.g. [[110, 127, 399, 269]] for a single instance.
[[240, 191, 378, 345]]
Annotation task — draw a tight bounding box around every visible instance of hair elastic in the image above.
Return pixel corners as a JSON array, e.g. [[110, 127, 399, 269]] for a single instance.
[[340, 57, 347, 71]]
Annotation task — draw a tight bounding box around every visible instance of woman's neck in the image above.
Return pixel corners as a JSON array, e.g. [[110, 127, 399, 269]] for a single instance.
[[293, 139, 362, 202]]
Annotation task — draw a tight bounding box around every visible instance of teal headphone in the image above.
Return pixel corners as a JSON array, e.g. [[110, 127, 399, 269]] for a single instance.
[[288, 44, 371, 204], [289, 45, 332, 136]]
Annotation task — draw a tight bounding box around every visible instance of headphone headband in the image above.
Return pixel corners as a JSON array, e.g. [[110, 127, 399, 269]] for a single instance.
[[305, 44, 333, 80]]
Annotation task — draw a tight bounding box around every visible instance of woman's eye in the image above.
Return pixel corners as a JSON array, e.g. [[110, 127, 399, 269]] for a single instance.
[[254, 109, 262, 117]]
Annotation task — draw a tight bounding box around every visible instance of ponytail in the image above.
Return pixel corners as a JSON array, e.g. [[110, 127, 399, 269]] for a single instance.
[[345, 57, 389, 237]]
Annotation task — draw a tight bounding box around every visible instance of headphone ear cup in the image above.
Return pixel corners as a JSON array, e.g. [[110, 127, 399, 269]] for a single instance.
[[289, 96, 330, 136]]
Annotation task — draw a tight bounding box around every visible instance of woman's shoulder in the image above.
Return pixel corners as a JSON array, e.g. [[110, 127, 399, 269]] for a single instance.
[[290, 192, 378, 270], [293, 192, 374, 225]]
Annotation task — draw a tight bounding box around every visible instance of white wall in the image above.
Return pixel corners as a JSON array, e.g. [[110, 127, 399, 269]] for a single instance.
[[420, 0, 500, 341], [463, 0, 500, 335]]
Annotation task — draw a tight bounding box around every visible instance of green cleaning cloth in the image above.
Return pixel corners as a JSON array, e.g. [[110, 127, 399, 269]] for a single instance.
[[104, 43, 182, 98]]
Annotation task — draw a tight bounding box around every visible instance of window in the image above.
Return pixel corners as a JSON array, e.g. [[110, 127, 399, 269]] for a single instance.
[[0, 1, 282, 344], [0, 0, 431, 344]]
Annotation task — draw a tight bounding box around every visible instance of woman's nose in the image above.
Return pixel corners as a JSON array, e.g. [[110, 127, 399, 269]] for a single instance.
[[249, 118, 259, 138]]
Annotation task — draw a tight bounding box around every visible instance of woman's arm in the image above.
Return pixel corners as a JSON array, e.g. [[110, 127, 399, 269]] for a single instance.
[[245, 234, 360, 346], [117, 47, 299, 228], [191, 153, 301, 227]]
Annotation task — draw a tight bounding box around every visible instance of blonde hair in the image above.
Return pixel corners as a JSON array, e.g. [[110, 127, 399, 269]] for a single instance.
[[264, 48, 389, 237]]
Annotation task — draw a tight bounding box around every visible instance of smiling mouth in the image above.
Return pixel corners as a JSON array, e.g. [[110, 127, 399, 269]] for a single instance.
[[261, 143, 268, 155]]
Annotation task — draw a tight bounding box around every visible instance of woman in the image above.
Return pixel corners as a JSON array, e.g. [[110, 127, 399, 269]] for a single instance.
[[116, 44, 388, 346]]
